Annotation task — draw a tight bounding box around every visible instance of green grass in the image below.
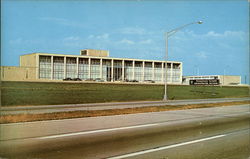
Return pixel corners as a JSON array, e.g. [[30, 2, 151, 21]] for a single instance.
[[1, 81, 249, 106]]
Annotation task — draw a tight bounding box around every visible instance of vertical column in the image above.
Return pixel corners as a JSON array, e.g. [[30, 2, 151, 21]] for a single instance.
[[111, 59, 114, 82], [152, 62, 155, 81], [76, 57, 79, 78], [142, 61, 145, 82], [88, 58, 91, 79], [36, 55, 39, 79], [122, 60, 125, 81], [170, 63, 173, 83], [2, 66, 4, 79], [161, 62, 164, 83], [180, 62, 183, 84], [132, 60, 135, 80], [51, 56, 53, 80], [64, 57, 66, 79], [100, 59, 103, 79]]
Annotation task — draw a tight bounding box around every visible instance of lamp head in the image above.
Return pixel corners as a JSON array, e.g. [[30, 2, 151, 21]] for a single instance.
[[197, 21, 203, 24]]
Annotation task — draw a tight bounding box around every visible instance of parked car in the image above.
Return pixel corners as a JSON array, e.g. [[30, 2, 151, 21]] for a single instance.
[[131, 80, 139, 82], [144, 80, 155, 83], [124, 79, 138, 82], [72, 78, 82, 81], [63, 78, 73, 81], [95, 78, 105, 82], [85, 78, 95, 81]]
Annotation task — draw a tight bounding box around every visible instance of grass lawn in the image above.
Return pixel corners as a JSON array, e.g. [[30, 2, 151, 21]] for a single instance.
[[1, 81, 249, 106]]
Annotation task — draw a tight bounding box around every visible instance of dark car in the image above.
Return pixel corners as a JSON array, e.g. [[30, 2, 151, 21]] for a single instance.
[[131, 80, 139, 82], [63, 78, 72, 81], [144, 80, 155, 83], [72, 78, 82, 81]]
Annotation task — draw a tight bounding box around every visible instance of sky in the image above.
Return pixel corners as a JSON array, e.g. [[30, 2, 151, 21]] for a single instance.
[[1, 0, 249, 83]]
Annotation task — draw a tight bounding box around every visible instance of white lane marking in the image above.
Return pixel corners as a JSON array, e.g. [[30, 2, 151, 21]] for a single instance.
[[36, 111, 250, 140], [107, 134, 226, 159], [37, 123, 160, 139]]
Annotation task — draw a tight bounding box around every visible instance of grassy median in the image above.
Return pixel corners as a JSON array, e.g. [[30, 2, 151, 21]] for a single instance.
[[1, 81, 249, 106], [0, 101, 249, 124]]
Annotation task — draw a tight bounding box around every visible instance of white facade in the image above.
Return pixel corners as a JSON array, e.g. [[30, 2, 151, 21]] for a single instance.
[[21, 52, 183, 84]]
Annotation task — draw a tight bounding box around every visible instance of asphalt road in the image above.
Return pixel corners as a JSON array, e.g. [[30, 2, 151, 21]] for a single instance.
[[1, 97, 250, 115], [114, 128, 250, 159], [0, 104, 249, 159]]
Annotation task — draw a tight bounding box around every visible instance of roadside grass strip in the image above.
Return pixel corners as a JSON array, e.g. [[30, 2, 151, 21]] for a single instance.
[[0, 101, 249, 124]]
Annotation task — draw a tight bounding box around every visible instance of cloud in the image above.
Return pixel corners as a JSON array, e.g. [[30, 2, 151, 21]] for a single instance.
[[96, 33, 109, 39], [62, 33, 111, 49], [118, 27, 147, 35], [139, 39, 152, 44], [63, 36, 80, 41], [196, 51, 207, 59], [40, 17, 67, 23], [39, 17, 85, 28], [88, 33, 109, 40], [88, 35, 95, 39], [205, 31, 221, 37], [9, 38, 43, 45], [217, 43, 232, 49], [204, 30, 246, 40], [118, 38, 135, 45], [172, 30, 247, 41]]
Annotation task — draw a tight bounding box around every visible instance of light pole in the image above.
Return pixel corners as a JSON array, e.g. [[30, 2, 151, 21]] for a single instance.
[[163, 21, 203, 101]]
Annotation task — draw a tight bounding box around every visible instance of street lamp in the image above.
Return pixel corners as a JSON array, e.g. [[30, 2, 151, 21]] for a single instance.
[[163, 21, 203, 101]]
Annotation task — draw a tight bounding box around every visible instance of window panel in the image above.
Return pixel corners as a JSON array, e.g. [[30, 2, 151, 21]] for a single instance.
[[79, 58, 89, 79], [90, 59, 100, 80], [39, 56, 51, 79], [124, 61, 133, 81], [53, 57, 64, 80], [66, 57, 77, 78]]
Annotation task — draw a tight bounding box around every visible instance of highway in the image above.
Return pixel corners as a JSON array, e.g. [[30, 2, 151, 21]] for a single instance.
[[1, 97, 250, 115], [0, 104, 249, 159]]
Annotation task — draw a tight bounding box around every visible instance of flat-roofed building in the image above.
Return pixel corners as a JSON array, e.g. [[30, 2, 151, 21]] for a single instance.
[[1, 49, 183, 84]]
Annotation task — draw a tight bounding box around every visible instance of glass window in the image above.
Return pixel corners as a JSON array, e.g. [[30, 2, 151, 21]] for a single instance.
[[66, 57, 77, 78], [53, 57, 64, 80], [144, 62, 152, 81], [134, 61, 143, 81], [39, 56, 51, 79], [90, 59, 100, 80], [79, 58, 89, 80], [113, 60, 122, 81], [124, 61, 133, 81], [102, 60, 111, 81]]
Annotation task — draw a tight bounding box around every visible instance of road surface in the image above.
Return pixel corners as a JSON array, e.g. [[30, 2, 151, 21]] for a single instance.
[[0, 104, 250, 159]]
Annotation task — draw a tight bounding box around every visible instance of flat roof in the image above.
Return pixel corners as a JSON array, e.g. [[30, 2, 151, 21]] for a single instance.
[[21, 52, 182, 64]]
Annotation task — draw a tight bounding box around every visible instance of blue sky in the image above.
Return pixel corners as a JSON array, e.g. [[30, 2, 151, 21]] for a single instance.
[[1, 0, 249, 83]]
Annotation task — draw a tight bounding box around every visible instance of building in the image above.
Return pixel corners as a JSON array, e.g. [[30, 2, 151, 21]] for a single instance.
[[1, 49, 183, 84], [182, 75, 241, 86]]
